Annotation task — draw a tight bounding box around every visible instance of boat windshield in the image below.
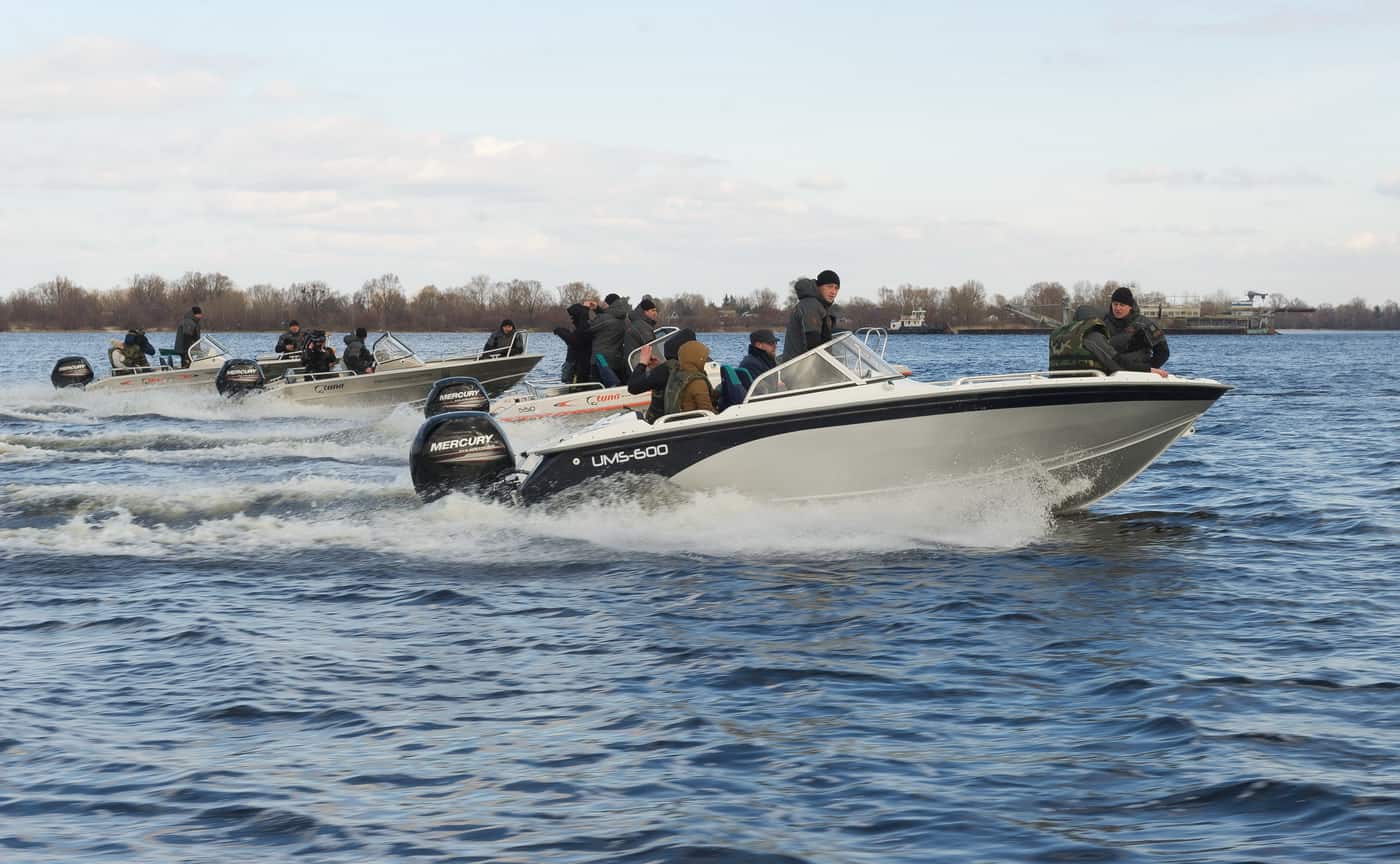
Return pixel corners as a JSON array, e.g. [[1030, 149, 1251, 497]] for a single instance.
[[187, 336, 229, 364], [372, 332, 415, 365], [626, 326, 679, 369], [747, 332, 903, 401]]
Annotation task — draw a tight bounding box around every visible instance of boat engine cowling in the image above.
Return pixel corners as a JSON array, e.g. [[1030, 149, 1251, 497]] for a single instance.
[[216, 358, 266, 397], [424, 376, 490, 418], [410, 411, 518, 502], [51, 356, 95, 389]]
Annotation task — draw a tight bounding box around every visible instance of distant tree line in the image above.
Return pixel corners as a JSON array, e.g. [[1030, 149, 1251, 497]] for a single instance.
[[1, 272, 1396, 332]]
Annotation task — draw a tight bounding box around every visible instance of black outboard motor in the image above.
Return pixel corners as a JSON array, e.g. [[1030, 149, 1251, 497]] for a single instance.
[[51, 356, 95, 389], [216, 358, 266, 397], [410, 411, 519, 502], [423, 376, 490, 418]]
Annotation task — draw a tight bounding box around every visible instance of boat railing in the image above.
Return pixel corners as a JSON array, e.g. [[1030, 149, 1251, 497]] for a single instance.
[[854, 327, 889, 359], [948, 369, 1108, 387], [513, 380, 608, 400], [474, 329, 531, 360], [655, 409, 714, 425], [626, 326, 680, 369]]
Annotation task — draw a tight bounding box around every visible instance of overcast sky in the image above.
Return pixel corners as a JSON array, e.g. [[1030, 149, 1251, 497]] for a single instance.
[[2, 1, 1397, 306]]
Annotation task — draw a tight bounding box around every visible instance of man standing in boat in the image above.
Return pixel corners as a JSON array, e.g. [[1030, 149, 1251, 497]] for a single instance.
[[781, 270, 839, 361], [173, 306, 204, 368]]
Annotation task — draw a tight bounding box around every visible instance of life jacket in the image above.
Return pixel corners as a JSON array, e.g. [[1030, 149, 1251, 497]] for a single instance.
[[120, 341, 149, 368], [1049, 318, 1111, 372]]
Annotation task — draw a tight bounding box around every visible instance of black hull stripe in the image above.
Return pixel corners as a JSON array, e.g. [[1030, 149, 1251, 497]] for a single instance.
[[519, 383, 1226, 501]]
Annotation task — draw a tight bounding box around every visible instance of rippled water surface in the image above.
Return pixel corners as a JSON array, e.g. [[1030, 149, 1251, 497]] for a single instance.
[[3, 328, 1399, 863]]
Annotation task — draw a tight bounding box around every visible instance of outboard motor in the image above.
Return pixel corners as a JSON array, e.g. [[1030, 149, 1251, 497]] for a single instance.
[[423, 376, 490, 418], [51, 356, 95, 389], [216, 358, 266, 397], [409, 411, 518, 502]]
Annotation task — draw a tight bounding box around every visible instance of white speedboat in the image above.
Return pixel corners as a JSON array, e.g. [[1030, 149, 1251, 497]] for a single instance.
[[223, 332, 543, 407], [408, 333, 1230, 512], [51, 336, 237, 392]]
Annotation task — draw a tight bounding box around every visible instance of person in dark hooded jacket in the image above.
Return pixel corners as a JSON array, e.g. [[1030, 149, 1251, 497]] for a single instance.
[[622, 297, 659, 364], [627, 328, 695, 422], [172, 306, 204, 367], [553, 301, 597, 383], [781, 271, 839, 361], [343, 327, 374, 374], [588, 293, 630, 385], [1098, 286, 1170, 377], [481, 319, 524, 358]]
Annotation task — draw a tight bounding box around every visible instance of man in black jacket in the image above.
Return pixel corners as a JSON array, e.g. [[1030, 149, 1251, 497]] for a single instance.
[[172, 306, 204, 367], [553, 300, 597, 383], [1101, 286, 1170, 377], [738, 328, 779, 382], [343, 327, 374, 374], [481, 319, 524, 358], [781, 271, 839, 361], [275, 320, 305, 354]]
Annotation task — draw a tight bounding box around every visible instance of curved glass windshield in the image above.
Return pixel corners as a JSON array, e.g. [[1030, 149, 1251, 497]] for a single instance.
[[372, 333, 414, 365], [626, 326, 679, 369], [747, 333, 902, 400], [188, 336, 228, 364]]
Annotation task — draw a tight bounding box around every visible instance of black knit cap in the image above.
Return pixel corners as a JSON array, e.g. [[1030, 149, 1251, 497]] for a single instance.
[[1110, 286, 1135, 306], [191, 305, 203, 314], [501, 319, 515, 329], [637, 297, 657, 312], [288, 319, 299, 327], [604, 293, 621, 305], [816, 270, 840, 287]]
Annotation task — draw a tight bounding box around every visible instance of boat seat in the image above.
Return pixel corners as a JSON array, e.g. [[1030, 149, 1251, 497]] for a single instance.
[[717, 365, 748, 411], [593, 353, 622, 388]]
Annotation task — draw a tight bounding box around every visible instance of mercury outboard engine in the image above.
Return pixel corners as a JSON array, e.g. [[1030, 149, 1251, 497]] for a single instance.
[[423, 376, 490, 418], [410, 411, 519, 502], [51, 356, 95, 389], [216, 358, 266, 397]]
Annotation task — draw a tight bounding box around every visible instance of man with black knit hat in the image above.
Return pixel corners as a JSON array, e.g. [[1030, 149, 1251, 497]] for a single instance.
[[781, 270, 840, 362], [587, 293, 630, 385], [622, 296, 660, 363], [1100, 285, 1169, 377], [173, 305, 204, 368]]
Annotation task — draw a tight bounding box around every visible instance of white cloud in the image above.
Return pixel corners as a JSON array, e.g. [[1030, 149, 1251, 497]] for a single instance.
[[1379, 177, 1400, 198], [1342, 231, 1398, 252], [796, 175, 846, 191], [0, 36, 225, 116], [1110, 167, 1329, 189]]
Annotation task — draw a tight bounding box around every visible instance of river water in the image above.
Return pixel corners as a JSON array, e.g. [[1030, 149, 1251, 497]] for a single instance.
[[2, 328, 1398, 863]]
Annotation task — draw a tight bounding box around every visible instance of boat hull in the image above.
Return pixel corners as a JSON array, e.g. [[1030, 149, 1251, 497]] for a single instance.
[[518, 376, 1228, 511], [268, 354, 542, 406], [85, 366, 222, 393]]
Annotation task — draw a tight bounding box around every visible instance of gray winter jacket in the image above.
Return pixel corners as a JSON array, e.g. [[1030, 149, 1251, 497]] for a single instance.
[[781, 279, 837, 362], [621, 309, 657, 367], [588, 299, 630, 377]]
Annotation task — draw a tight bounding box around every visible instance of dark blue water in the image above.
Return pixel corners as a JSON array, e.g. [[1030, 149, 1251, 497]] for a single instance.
[[3, 329, 1399, 863]]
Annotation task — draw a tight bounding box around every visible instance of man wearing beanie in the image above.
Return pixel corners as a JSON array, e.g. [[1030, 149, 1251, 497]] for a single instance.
[[173, 305, 204, 368], [587, 293, 631, 385], [1101, 284, 1170, 377], [782, 270, 840, 362], [623, 296, 660, 363]]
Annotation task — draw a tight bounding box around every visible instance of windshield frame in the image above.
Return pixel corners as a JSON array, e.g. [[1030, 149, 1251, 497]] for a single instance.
[[371, 332, 415, 365], [745, 332, 904, 403]]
